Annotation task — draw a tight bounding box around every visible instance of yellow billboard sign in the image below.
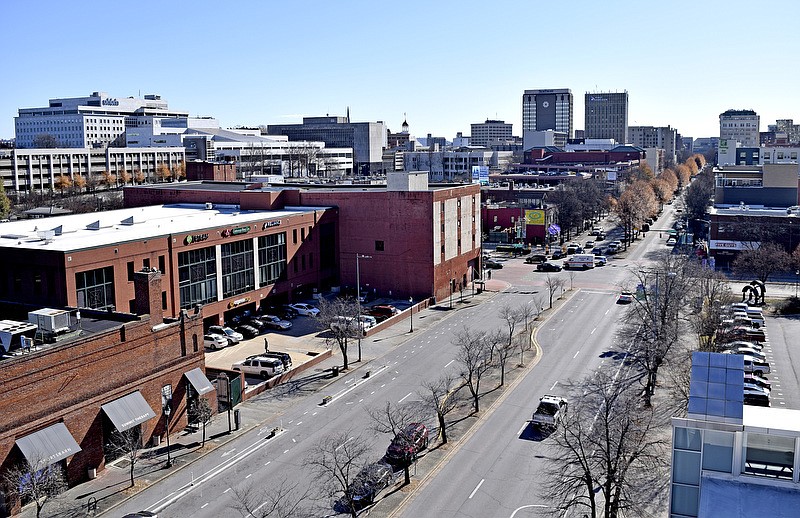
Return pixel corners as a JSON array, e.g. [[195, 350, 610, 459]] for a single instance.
[[525, 209, 545, 225]]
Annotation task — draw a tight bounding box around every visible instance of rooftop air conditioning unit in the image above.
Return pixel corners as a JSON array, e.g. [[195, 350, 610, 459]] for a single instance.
[[28, 308, 71, 334], [205, 202, 213, 210]]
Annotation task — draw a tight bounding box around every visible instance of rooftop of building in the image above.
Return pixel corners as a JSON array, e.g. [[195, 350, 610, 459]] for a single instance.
[[720, 109, 758, 117], [0, 202, 329, 252], [710, 205, 800, 217]]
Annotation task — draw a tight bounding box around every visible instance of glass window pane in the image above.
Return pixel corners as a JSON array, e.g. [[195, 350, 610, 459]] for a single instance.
[[673, 450, 701, 485], [674, 427, 702, 451], [743, 433, 795, 479], [671, 484, 699, 517], [702, 430, 734, 473]]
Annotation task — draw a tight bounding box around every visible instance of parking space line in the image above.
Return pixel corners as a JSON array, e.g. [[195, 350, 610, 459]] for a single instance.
[[469, 479, 485, 499]]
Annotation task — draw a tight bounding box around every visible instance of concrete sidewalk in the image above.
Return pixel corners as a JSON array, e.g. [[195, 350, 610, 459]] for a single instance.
[[27, 285, 500, 518]]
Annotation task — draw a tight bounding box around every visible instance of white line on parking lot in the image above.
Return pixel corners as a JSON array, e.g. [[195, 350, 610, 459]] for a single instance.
[[264, 461, 271, 466], [591, 327, 596, 335], [469, 479, 485, 499], [283, 449, 289, 454], [444, 360, 455, 368], [201, 503, 209, 509], [517, 422, 528, 435], [245, 473, 252, 479], [223, 488, 231, 493], [399, 392, 412, 403], [573, 351, 580, 358], [296, 422, 302, 426]]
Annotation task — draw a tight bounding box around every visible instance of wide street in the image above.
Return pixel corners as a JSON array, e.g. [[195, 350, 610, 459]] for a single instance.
[[112, 202, 722, 518]]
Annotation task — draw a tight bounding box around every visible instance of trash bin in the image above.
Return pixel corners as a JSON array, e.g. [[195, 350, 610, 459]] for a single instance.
[[234, 409, 241, 430], [332, 366, 339, 377]]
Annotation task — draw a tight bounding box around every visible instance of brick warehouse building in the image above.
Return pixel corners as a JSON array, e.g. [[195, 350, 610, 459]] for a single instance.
[[120, 171, 482, 306], [0, 270, 212, 514]]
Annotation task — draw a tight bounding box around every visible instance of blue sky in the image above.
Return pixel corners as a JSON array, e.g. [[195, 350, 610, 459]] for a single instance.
[[2, 0, 799, 142]]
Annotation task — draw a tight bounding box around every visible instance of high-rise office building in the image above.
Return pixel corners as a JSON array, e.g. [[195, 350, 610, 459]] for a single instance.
[[719, 109, 760, 147], [470, 119, 513, 147], [584, 91, 628, 144], [522, 89, 573, 138], [628, 125, 678, 164]]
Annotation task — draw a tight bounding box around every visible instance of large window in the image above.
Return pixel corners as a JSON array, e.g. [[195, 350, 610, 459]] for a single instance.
[[221, 239, 254, 298], [178, 246, 217, 309], [76, 266, 115, 309], [258, 233, 286, 287]]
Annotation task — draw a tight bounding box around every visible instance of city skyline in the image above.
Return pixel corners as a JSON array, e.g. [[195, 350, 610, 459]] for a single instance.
[[2, 0, 799, 143]]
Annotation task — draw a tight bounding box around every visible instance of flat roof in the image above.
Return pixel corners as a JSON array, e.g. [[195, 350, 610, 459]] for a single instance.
[[710, 206, 798, 217], [744, 405, 800, 435], [0, 203, 329, 252]]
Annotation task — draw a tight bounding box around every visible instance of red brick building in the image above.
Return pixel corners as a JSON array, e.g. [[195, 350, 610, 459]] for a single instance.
[[0, 271, 212, 513]]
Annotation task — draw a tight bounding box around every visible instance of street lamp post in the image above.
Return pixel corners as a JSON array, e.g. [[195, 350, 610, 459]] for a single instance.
[[163, 402, 172, 468], [409, 296, 413, 332], [356, 253, 372, 362]]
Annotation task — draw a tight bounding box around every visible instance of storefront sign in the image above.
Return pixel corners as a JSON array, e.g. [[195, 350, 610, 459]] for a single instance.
[[263, 220, 281, 229], [222, 226, 251, 238], [709, 239, 760, 251], [184, 233, 209, 245]]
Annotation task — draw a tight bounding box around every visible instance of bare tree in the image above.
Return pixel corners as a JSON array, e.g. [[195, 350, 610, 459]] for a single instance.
[[568, 269, 577, 291], [316, 297, 362, 370], [622, 254, 692, 406], [190, 397, 214, 447], [420, 373, 463, 445], [231, 480, 313, 518], [1, 454, 67, 518], [305, 431, 373, 518], [454, 327, 494, 413], [496, 305, 523, 386], [109, 427, 145, 488], [516, 299, 541, 366], [366, 401, 420, 485], [544, 274, 566, 309], [543, 370, 667, 518], [733, 242, 790, 283], [686, 265, 733, 351]]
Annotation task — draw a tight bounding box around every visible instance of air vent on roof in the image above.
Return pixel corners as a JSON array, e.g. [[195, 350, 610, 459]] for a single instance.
[[36, 230, 55, 243], [86, 220, 100, 230], [51, 225, 63, 236], [120, 216, 137, 226], [205, 202, 213, 210]]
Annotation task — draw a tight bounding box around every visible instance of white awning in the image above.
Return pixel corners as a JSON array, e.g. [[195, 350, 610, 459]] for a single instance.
[[184, 368, 214, 396], [101, 391, 156, 432], [15, 422, 81, 470]]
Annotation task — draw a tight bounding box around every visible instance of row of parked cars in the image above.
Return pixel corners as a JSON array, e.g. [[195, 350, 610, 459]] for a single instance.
[[204, 303, 324, 350], [343, 423, 429, 511], [716, 302, 772, 407]]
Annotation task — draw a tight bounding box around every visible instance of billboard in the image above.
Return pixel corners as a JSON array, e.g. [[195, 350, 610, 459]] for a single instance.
[[472, 165, 489, 185], [525, 209, 545, 226], [535, 94, 556, 131], [471, 166, 480, 184]]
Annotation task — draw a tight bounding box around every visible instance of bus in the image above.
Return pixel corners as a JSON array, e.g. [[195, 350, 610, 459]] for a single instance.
[[495, 243, 531, 256]]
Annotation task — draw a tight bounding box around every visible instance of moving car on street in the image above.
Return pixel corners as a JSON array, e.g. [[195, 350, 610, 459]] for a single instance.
[[531, 394, 568, 430], [537, 262, 562, 272]]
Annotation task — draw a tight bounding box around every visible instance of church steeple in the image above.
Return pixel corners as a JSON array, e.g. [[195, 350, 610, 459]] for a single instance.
[[401, 113, 409, 134]]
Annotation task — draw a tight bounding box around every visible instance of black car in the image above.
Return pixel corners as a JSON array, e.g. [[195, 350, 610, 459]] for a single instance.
[[550, 249, 564, 259], [537, 262, 562, 272], [524, 254, 548, 264], [261, 351, 292, 370], [484, 259, 504, 269], [244, 317, 267, 331], [345, 461, 394, 508], [280, 304, 299, 319], [234, 324, 260, 339]]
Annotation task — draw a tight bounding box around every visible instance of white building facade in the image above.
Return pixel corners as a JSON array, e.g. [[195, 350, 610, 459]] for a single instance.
[[403, 148, 513, 180], [628, 125, 678, 165], [470, 120, 513, 147], [15, 92, 188, 149], [719, 109, 760, 147]]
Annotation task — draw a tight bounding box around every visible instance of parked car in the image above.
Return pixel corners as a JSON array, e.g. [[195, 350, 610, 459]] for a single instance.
[[208, 325, 243, 345], [742, 357, 770, 376], [743, 380, 770, 395], [666, 237, 677, 246], [345, 461, 395, 509], [743, 386, 770, 407], [263, 304, 297, 320], [720, 340, 763, 352], [368, 304, 399, 322], [617, 291, 634, 304], [484, 259, 504, 269], [744, 373, 771, 390], [244, 316, 267, 331], [537, 262, 562, 272], [288, 303, 320, 317], [258, 351, 292, 370], [525, 254, 548, 264], [723, 348, 767, 363], [204, 334, 228, 350], [589, 227, 603, 236], [385, 422, 429, 465], [591, 246, 605, 255], [261, 315, 293, 330], [232, 356, 285, 379], [122, 512, 158, 518], [330, 316, 366, 337], [358, 314, 377, 330], [281, 304, 300, 319], [234, 324, 260, 339]]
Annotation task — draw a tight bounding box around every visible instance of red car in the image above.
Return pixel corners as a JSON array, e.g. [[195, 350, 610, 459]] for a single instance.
[[368, 304, 398, 322], [385, 423, 429, 465]]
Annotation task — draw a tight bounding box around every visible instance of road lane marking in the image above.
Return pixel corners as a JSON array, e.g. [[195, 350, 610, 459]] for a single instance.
[[573, 351, 580, 358], [223, 488, 231, 493], [550, 381, 558, 390], [245, 473, 252, 479], [336, 437, 354, 451], [469, 479, 485, 499], [201, 503, 209, 509], [517, 422, 528, 435], [444, 360, 455, 368], [296, 422, 302, 426], [264, 461, 271, 466], [399, 392, 412, 403], [591, 327, 596, 334]]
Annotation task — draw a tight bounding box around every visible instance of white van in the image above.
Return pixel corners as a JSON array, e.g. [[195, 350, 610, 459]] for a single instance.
[[564, 254, 595, 270]]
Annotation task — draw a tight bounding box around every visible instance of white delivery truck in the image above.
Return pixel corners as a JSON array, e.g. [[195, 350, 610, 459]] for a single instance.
[[564, 254, 595, 269]]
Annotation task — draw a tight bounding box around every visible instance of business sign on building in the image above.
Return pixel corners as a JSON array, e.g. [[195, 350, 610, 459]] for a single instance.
[[525, 209, 545, 226], [479, 166, 489, 185], [709, 239, 760, 251], [472, 166, 480, 185]]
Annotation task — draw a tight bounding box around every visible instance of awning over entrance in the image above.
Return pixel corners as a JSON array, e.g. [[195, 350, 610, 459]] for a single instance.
[[15, 422, 81, 470], [184, 367, 215, 395], [101, 391, 156, 432]]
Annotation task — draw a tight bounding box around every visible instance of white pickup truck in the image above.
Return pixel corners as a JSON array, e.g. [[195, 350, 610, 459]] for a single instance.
[[531, 395, 568, 430]]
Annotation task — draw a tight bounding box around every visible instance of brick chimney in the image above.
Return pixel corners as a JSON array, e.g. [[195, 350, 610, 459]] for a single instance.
[[133, 268, 163, 325]]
